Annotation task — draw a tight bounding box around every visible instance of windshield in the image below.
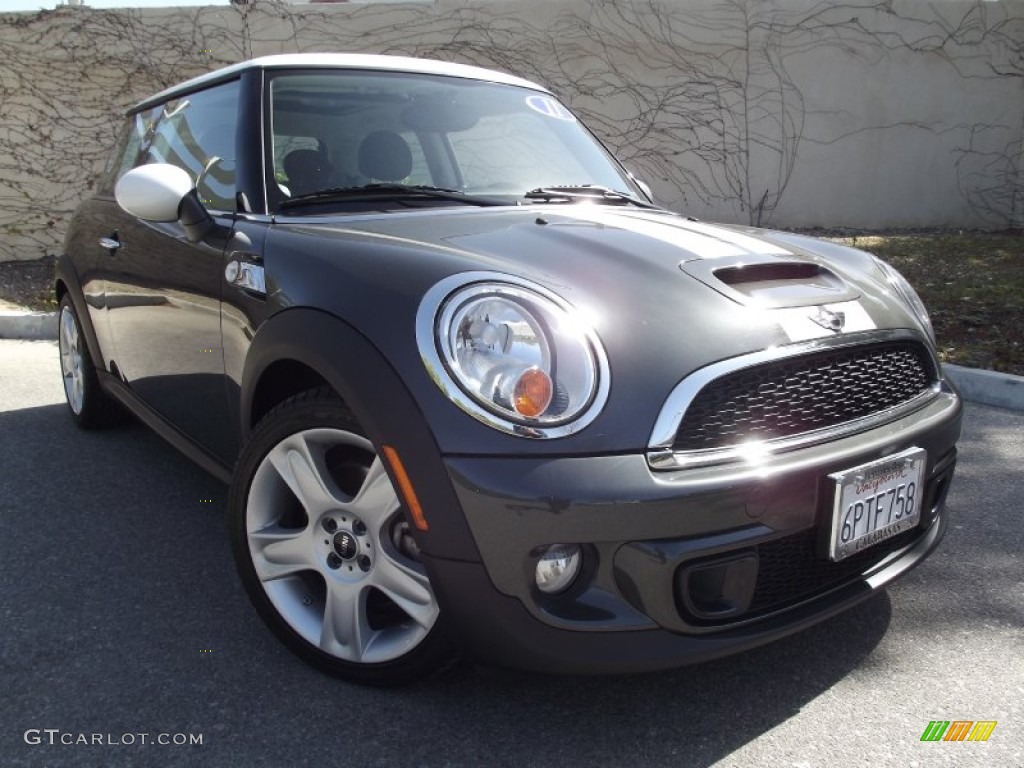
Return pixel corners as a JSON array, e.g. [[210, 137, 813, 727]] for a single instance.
[[267, 70, 642, 210]]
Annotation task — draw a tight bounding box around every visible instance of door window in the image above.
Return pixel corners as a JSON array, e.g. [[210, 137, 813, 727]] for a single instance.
[[129, 80, 241, 212]]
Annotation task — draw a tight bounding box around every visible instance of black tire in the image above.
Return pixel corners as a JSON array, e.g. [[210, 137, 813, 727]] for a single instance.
[[228, 387, 455, 686], [57, 294, 128, 429]]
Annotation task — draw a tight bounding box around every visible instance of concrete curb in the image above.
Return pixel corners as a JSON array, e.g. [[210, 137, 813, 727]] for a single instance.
[[0, 310, 57, 341], [943, 364, 1024, 413], [0, 309, 1021, 411]]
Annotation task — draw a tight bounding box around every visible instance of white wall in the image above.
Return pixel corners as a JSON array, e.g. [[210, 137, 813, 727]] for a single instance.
[[0, 0, 1021, 262]]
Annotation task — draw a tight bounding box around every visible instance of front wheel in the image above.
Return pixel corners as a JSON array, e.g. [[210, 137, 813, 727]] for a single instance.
[[57, 295, 126, 429], [228, 388, 454, 686]]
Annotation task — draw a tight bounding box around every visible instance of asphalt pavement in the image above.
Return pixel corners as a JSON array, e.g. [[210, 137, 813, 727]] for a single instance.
[[1, 339, 1021, 768]]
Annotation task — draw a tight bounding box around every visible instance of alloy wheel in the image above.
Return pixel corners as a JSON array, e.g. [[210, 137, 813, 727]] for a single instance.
[[59, 306, 84, 415], [245, 427, 439, 664]]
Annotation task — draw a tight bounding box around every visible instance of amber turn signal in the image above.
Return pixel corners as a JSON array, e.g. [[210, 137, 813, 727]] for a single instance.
[[381, 444, 429, 531], [513, 367, 553, 418]]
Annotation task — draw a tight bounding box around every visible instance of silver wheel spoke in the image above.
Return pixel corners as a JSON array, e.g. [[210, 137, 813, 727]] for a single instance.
[[344, 457, 394, 522], [266, 433, 343, 515], [250, 526, 312, 582], [73, 377, 83, 411], [371, 553, 438, 629], [59, 308, 84, 414], [321, 582, 370, 660]]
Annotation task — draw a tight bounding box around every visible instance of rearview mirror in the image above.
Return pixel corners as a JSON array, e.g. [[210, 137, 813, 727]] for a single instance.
[[402, 99, 480, 133]]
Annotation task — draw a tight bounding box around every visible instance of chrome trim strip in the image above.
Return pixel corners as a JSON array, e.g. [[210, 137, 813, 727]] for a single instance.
[[415, 271, 611, 439], [647, 329, 942, 470]]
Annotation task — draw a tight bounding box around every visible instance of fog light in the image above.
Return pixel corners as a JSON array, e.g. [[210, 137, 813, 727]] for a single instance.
[[534, 544, 581, 594]]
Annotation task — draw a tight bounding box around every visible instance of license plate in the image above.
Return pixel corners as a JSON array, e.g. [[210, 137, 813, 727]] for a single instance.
[[828, 448, 927, 562]]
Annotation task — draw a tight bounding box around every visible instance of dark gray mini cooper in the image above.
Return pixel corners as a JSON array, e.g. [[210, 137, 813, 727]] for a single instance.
[[57, 54, 962, 685]]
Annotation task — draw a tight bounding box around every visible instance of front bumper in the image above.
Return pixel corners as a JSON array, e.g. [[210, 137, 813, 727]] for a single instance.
[[425, 388, 961, 673]]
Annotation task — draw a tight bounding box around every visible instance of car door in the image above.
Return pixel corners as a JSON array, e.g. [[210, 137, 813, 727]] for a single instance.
[[104, 80, 241, 462]]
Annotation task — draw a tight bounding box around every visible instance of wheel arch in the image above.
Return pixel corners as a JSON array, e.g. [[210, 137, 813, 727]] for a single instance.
[[54, 253, 104, 374], [249, 358, 331, 429], [240, 307, 480, 562]]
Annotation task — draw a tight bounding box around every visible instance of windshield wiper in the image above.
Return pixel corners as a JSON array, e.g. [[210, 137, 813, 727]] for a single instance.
[[524, 185, 660, 209], [280, 183, 508, 209]]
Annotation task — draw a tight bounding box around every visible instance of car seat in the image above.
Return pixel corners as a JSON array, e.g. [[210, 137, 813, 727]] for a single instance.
[[357, 130, 412, 183], [283, 148, 333, 196]]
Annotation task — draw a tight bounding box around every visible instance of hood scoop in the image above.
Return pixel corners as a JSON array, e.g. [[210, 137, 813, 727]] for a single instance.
[[681, 255, 860, 309]]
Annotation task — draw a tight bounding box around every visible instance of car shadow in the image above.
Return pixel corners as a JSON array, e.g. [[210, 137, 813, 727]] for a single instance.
[[422, 595, 892, 766], [1, 400, 893, 768]]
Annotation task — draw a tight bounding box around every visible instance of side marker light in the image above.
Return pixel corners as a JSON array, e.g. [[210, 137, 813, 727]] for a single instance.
[[381, 445, 429, 532]]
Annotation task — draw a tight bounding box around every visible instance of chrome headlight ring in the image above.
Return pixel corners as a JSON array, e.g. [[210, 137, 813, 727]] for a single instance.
[[416, 272, 611, 438]]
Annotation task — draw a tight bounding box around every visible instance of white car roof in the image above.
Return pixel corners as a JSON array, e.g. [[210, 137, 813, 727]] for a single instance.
[[132, 53, 549, 112]]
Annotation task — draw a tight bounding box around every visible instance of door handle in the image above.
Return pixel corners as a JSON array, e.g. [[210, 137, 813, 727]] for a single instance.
[[225, 259, 265, 296], [99, 233, 121, 252]]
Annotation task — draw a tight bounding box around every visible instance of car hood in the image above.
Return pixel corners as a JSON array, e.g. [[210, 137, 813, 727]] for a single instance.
[[273, 204, 911, 342], [267, 205, 922, 453]]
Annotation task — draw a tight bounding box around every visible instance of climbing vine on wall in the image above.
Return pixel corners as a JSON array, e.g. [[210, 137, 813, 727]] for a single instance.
[[0, 0, 1020, 262]]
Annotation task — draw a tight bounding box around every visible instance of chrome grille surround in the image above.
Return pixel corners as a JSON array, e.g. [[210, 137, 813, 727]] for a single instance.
[[647, 330, 942, 470]]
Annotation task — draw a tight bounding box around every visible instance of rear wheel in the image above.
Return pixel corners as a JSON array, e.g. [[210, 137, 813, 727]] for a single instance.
[[57, 295, 126, 428], [229, 388, 454, 686]]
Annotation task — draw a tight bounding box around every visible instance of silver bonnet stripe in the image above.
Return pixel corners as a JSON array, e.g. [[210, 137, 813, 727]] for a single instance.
[[546, 208, 792, 260]]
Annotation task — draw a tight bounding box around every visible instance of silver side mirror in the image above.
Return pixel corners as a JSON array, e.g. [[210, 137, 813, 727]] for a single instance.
[[115, 163, 193, 222], [114, 163, 224, 243]]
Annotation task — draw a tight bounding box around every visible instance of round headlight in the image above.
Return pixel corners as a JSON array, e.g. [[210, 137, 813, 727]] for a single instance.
[[418, 274, 610, 437], [447, 294, 555, 419], [875, 258, 935, 343]]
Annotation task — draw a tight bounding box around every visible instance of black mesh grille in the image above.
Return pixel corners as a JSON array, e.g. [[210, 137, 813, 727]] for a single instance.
[[748, 526, 920, 613], [672, 341, 935, 452]]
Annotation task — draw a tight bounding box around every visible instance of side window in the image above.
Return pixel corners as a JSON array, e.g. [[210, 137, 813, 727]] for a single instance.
[[98, 108, 157, 195], [98, 122, 131, 195], [142, 80, 241, 212]]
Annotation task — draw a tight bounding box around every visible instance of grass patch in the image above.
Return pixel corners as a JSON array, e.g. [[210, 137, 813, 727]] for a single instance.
[[826, 233, 1023, 376]]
